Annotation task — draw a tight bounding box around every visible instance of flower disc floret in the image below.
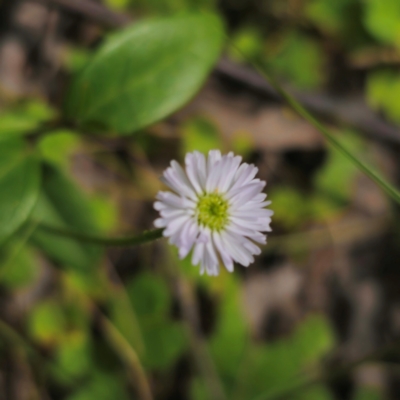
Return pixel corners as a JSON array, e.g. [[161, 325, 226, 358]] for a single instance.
[[154, 150, 273, 276], [196, 192, 229, 231]]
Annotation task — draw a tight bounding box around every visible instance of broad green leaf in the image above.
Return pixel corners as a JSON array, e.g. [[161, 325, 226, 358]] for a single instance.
[[0, 138, 40, 243], [65, 13, 225, 134], [30, 163, 102, 271]]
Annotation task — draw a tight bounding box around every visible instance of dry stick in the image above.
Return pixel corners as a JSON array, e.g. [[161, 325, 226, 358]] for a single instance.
[[38, 0, 400, 146]]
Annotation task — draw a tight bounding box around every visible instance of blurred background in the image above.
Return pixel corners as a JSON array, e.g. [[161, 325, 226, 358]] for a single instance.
[[0, 0, 400, 399]]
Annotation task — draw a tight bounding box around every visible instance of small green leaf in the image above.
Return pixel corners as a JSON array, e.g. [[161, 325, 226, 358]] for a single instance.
[[66, 372, 130, 400], [267, 33, 325, 89], [229, 27, 264, 63], [65, 13, 225, 134], [367, 70, 400, 123], [363, 0, 400, 46], [38, 129, 81, 168], [28, 300, 67, 345], [0, 138, 40, 243], [181, 116, 223, 156], [314, 131, 363, 202], [127, 273, 171, 319], [0, 245, 39, 289], [0, 100, 55, 138], [143, 321, 187, 370], [56, 332, 91, 378]]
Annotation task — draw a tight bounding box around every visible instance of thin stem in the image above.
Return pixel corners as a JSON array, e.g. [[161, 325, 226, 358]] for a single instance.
[[101, 315, 153, 400], [34, 221, 163, 246], [250, 62, 400, 205]]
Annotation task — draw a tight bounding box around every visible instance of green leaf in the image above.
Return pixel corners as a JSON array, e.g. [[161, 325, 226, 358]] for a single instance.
[[229, 27, 264, 63], [56, 332, 91, 379], [0, 245, 39, 289], [30, 164, 102, 271], [0, 100, 55, 138], [127, 272, 188, 371], [314, 131, 363, 202], [209, 276, 248, 382], [367, 70, 400, 123], [181, 116, 223, 156], [28, 300, 67, 345], [127, 273, 171, 320], [305, 0, 358, 37], [267, 33, 325, 89], [38, 129, 81, 168], [65, 13, 225, 134], [66, 372, 129, 400], [363, 0, 400, 46], [268, 187, 312, 229], [0, 138, 40, 243], [142, 320, 187, 370]]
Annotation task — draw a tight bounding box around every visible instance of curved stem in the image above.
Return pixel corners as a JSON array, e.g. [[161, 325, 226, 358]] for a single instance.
[[34, 221, 163, 246], [251, 62, 400, 205], [101, 315, 153, 400]]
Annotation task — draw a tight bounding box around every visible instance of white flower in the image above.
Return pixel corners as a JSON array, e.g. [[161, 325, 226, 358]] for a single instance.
[[154, 150, 273, 275]]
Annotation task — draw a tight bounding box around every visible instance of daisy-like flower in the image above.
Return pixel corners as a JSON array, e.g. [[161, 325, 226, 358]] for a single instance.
[[154, 150, 273, 275]]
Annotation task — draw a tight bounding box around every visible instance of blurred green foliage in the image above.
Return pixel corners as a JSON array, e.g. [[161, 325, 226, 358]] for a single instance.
[[0, 1, 396, 400]]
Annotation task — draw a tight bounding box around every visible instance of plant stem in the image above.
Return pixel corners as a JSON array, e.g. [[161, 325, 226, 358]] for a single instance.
[[251, 63, 400, 205], [101, 315, 153, 400], [34, 221, 163, 246]]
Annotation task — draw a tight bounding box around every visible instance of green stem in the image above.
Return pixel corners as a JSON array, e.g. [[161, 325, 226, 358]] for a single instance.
[[34, 221, 163, 246], [252, 64, 400, 205], [101, 315, 153, 400]]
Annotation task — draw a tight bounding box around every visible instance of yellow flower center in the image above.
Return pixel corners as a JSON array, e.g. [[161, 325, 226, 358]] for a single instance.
[[196, 192, 229, 231]]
